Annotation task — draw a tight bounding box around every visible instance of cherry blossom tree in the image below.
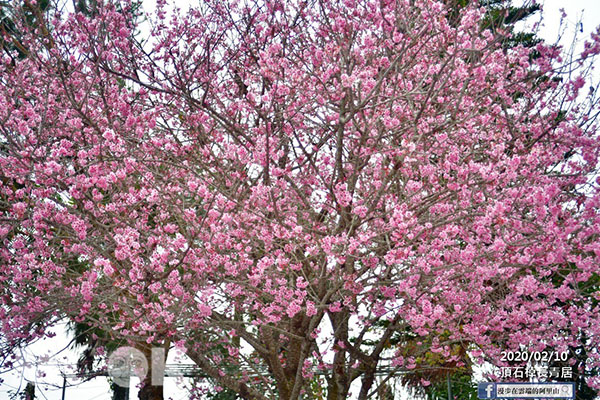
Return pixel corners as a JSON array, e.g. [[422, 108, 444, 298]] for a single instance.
[[1, 0, 600, 399]]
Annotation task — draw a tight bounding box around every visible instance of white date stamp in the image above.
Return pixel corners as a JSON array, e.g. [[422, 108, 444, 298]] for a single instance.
[[500, 351, 569, 363]]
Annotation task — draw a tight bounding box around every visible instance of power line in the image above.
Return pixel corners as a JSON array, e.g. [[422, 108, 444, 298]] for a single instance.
[[64, 363, 412, 380]]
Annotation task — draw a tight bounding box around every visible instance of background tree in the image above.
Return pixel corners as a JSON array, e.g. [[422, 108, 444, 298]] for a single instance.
[[0, 0, 52, 61], [1, 1, 600, 400]]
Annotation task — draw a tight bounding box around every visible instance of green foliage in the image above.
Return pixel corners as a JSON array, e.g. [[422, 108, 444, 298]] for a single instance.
[[0, 0, 51, 60], [447, 0, 541, 49], [481, 1, 541, 48], [74, 0, 98, 16], [68, 318, 127, 377], [7, 382, 36, 400], [423, 372, 478, 400], [205, 388, 240, 400]]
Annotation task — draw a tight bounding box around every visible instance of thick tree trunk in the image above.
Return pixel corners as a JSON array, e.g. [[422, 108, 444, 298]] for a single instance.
[[137, 344, 165, 400], [327, 311, 351, 400], [138, 380, 163, 400]]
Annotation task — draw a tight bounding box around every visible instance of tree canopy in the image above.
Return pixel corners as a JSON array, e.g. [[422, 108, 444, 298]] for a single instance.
[[1, 0, 600, 399]]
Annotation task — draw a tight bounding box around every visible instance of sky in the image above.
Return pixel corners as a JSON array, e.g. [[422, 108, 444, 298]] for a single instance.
[[535, 0, 600, 46], [1, 0, 599, 399]]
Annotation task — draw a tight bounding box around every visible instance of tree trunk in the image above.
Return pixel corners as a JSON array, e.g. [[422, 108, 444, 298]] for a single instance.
[[327, 311, 351, 400], [138, 380, 163, 400], [137, 344, 165, 400]]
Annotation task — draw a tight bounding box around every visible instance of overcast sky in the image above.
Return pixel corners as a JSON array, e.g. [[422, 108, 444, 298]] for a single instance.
[[1, 1, 599, 399]]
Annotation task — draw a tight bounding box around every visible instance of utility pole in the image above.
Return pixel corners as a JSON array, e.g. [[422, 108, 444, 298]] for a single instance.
[[61, 375, 66, 400]]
